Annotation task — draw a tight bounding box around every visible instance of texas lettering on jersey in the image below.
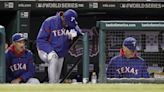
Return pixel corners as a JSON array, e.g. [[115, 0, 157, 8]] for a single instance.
[[52, 28, 70, 37], [10, 63, 27, 72], [116, 66, 138, 75]]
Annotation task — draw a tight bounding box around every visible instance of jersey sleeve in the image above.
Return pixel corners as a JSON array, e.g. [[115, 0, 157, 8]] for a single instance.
[[106, 58, 119, 78], [5, 51, 13, 83], [36, 18, 54, 54]]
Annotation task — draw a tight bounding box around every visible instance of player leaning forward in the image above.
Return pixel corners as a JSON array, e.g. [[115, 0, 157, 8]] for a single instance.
[[37, 9, 83, 83], [106, 37, 150, 78], [6, 33, 40, 83]]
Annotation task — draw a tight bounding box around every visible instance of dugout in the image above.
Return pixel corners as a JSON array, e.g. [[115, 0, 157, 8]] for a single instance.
[[28, 2, 164, 82], [96, 21, 164, 83], [1, 1, 164, 82]]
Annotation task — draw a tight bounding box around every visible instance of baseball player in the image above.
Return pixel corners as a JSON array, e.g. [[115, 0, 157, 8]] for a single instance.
[[6, 33, 40, 84], [36, 9, 83, 83], [106, 37, 150, 78]]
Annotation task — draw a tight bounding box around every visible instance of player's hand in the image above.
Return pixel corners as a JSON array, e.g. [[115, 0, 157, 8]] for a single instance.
[[11, 78, 22, 84], [75, 25, 84, 36], [68, 29, 77, 40], [48, 51, 58, 62]]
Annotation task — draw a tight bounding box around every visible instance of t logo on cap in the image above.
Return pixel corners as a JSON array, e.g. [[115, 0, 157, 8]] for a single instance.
[[71, 17, 75, 22]]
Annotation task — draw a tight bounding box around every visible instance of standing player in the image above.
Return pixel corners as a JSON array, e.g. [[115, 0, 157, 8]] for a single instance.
[[6, 33, 40, 84], [106, 37, 149, 78], [36, 9, 83, 83]]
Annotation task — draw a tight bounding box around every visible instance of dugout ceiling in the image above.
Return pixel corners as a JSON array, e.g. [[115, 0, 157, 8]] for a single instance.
[[1, 1, 164, 53], [0, 1, 164, 57], [0, 1, 164, 43], [29, 1, 164, 41]]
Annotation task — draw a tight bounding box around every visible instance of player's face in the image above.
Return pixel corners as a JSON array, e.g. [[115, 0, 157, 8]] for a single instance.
[[13, 40, 25, 52], [123, 46, 135, 57]]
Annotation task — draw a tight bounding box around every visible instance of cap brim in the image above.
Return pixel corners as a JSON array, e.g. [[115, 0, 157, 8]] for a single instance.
[[123, 45, 137, 51], [14, 38, 26, 42]]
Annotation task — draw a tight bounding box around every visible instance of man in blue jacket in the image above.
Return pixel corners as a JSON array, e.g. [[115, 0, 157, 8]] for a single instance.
[[36, 9, 83, 83], [6, 33, 40, 83], [106, 37, 149, 78]]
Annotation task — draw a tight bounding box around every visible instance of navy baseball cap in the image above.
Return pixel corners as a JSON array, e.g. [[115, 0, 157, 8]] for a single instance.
[[64, 9, 78, 28], [123, 37, 137, 51], [12, 33, 26, 42], [64, 9, 83, 35]]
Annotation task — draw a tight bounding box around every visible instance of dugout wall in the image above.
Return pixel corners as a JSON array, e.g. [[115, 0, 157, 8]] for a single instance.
[[97, 21, 164, 83], [0, 26, 5, 83]]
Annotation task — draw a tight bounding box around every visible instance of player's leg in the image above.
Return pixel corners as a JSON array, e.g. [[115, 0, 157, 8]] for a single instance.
[[48, 54, 59, 83], [37, 49, 48, 62], [26, 78, 40, 84], [37, 49, 62, 83], [38, 49, 55, 83], [55, 58, 64, 83]]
